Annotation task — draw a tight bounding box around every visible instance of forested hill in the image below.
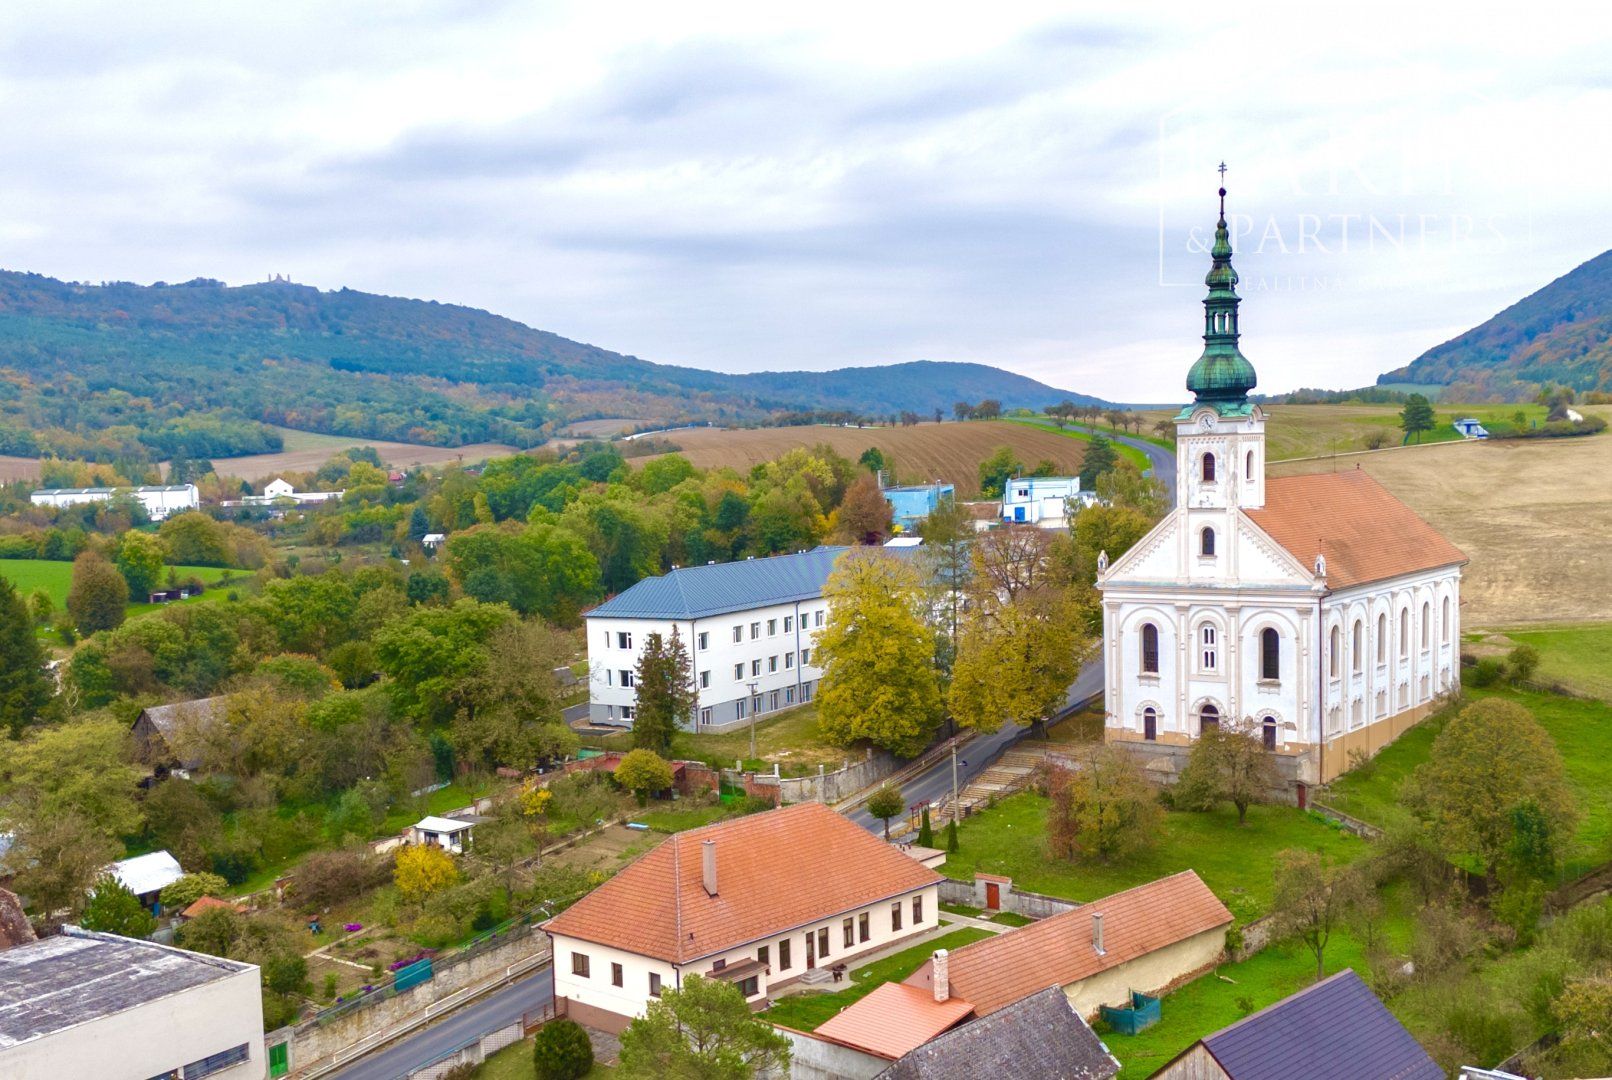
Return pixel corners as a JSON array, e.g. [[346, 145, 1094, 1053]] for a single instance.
[[0, 270, 1098, 463], [1378, 249, 1612, 400]]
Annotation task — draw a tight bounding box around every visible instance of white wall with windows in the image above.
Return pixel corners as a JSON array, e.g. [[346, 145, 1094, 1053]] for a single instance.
[[586, 598, 829, 733]]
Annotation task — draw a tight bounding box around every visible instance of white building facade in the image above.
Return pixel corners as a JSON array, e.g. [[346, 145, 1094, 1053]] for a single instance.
[[1098, 193, 1465, 788], [585, 548, 846, 732], [29, 484, 199, 520], [0, 927, 265, 1080], [1000, 476, 1097, 529]]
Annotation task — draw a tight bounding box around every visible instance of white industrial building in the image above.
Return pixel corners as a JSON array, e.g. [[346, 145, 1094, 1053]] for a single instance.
[[222, 477, 345, 508], [1000, 476, 1098, 529], [29, 484, 199, 521], [0, 926, 265, 1080]]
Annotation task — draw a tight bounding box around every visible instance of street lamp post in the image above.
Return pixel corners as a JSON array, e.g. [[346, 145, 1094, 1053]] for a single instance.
[[747, 681, 760, 762]]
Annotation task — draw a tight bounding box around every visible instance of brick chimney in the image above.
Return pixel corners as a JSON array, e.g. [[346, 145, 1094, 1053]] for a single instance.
[[701, 840, 718, 896], [1092, 912, 1106, 956], [932, 948, 950, 1003]]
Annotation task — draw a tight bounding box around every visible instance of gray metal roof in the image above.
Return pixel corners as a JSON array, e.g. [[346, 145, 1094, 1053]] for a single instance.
[[1196, 969, 1441, 1080], [586, 546, 852, 621], [878, 986, 1118, 1080], [137, 696, 227, 737], [0, 927, 253, 1047]]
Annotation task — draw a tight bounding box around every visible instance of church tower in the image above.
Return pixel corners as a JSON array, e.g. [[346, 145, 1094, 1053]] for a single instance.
[[1175, 177, 1265, 515]]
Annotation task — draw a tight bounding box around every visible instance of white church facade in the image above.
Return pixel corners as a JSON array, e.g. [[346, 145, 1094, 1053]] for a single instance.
[[1097, 188, 1466, 790]]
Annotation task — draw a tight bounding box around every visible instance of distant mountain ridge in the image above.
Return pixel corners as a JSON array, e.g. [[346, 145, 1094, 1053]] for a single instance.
[[1379, 249, 1612, 400], [0, 270, 1102, 462]]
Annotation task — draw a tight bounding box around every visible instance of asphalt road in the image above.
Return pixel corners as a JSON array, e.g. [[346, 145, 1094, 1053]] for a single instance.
[[326, 965, 554, 1080]]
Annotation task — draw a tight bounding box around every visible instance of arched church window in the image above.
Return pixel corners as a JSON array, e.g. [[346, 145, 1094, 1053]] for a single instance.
[[1245, 450, 1254, 481], [1377, 613, 1387, 664], [1200, 527, 1216, 557], [1202, 453, 1216, 483], [1352, 620, 1363, 673], [1260, 628, 1279, 681], [1199, 702, 1220, 734], [1142, 707, 1157, 741], [1399, 608, 1409, 658], [1421, 602, 1430, 650], [1442, 596, 1451, 643], [1329, 625, 1341, 678], [1262, 717, 1277, 750], [1140, 623, 1159, 674], [1200, 624, 1218, 671]]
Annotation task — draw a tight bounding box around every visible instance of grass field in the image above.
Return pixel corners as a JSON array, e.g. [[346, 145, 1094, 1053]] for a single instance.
[[0, 557, 238, 609], [760, 926, 995, 1031], [208, 426, 517, 482], [643, 420, 1087, 495], [1008, 418, 1153, 470], [1271, 406, 1612, 626], [1486, 622, 1612, 701], [943, 792, 1365, 923], [584, 702, 852, 775]]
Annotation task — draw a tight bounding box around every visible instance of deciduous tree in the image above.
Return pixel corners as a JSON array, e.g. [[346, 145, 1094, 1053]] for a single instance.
[[616, 749, 675, 805], [618, 974, 791, 1080], [977, 446, 1023, 497], [1406, 698, 1577, 882], [9, 812, 120, 921], [114, 530, 167, 600], [815, 553, 941, 756], [82, 876, 158, 937], [394, 843, 459, 903], [159, 872, 231, 911], [1173, 717, 1282, 825], [831, 474, 894, 545], [865, 785, 904, 840], [949, 586, 1087, 736], [67, 550, 128, 634], [1044, 747, 1163, 862], [1271, 848, 1367, 982], [1399, 393, 1436, 443]]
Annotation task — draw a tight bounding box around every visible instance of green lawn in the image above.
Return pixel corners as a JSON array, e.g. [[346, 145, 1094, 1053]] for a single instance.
[[1500, 622, 1612, 701], [942, 791, 1365, 923], [0, 557, 238, 609], [584, 702, 846, 776], [1008, 418, 1154, 471], [474, 1033, 615, 1078], [761, 927, 994, 1031], [1327, 684, 1612, 877], [633, 803, 736, 833]]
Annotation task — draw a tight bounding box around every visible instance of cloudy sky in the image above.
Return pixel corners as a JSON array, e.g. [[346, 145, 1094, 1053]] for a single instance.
[[2, 2, 1608, 401]]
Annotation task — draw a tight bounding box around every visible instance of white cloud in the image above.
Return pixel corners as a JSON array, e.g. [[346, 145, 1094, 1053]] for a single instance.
[[0, 1, 1605, 401]]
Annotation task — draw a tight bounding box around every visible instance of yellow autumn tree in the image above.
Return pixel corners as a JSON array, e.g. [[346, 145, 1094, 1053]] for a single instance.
[[394, 843, 459, 903]]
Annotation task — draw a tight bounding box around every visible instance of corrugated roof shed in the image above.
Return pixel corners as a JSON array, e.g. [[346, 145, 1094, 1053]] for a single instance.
[[585, 546, 849, 621], [877, 985, 1118, 1080], [109, 851, 183, 898], [1190, 969, 1442, 1080]]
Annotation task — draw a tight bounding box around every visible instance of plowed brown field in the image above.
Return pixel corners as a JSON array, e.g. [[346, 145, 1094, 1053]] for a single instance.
[[646, 420, 1087, 494]]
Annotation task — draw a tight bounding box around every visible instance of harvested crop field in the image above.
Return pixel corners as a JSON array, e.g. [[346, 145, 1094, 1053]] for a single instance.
[[646, 420, 1087, 494], [210, 427, 517, 482], [0, 455, 39, 482], [1271, 417, 1612, 627]]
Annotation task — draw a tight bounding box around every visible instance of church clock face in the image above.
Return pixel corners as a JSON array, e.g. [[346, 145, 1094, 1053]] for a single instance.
[[1198, 413, 1217, 431]]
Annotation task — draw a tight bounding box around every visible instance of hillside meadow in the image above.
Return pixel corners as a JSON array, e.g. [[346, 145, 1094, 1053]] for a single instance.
[[1271, 410, 1612, 626], [0, 558, 236, 609], [643, 420, 1089, 494], [207, 426, 518, 482]]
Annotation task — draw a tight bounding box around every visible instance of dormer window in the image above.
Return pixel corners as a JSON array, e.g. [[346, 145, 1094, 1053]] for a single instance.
[[1200, 527, 1216, 558], [1202, 453, 1216, 483]]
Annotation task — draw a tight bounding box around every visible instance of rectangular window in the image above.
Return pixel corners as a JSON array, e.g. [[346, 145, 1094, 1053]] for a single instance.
[[699, 670, 710, 689], [697, 631, 709, 650], [620, 669, 634, 688], [606, 669, 613, 687], [752, 659, 762, 677], [735, 663, 744, 680], [620, 705, 634, 720], [891, 902, 903, 931], [770, 690, 780, 710], [843, 917, 854, 948], [751, 622, 761, 640], [757, 944, 769, 967], [779, 938, 792, 970], [802, 681, 813, 701], [784, 616, 793, 633], [700, 707, 712, 726], [712, 958, 726, 971], [816, 610, 824, 628], [801, 648, 811, 666], [617, 632, 632, 650], [738, 975, 760, 998], [649, 972, 662, 997], [767, 619, 777, 636], [768, 656, 778, 673], [912, 895, 923, 924], [859, 912, 870, 942], [817, 926, 829, 958], [785, 686, 795, 704], [733, 626, 743, 644], [572, 953, 591, 978], [611, 962, 623, 987], [736, 698, 746, 719], [785, 652, 794, 669], [183, 1045, 250, 1080]]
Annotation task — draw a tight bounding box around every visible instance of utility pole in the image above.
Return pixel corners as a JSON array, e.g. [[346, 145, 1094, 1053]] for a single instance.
[[950, 739, 959, 822], [747, 681, 760, 762]]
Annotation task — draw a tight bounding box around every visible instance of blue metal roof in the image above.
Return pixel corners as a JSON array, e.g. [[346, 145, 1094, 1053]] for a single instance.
[[586, 547, 852, 621], [1199, 970, 1441, 1080]]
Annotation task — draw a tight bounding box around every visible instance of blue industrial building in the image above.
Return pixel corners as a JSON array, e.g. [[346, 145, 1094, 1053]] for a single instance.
[[881, 482, 955, 531]]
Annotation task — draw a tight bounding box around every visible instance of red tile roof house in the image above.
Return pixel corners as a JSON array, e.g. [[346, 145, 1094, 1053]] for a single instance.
[[542, 802, 944, 1034], [810, 871, 1232, 1067]]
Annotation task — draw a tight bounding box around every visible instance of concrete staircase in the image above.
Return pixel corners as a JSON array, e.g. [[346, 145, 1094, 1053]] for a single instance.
[[796, 966, 837, 987], [932, 746, 1051, 823]]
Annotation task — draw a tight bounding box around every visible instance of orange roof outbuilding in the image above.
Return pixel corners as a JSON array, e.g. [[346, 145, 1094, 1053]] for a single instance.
[[543, 802, 942, 964], [904, 871, 1232, 1017], [1246, 469, 1466, 590], [814, 982, 975, 1060]]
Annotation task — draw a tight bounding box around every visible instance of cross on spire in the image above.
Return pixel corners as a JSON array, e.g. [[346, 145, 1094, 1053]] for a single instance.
[[1217, 161, 1228, 217]]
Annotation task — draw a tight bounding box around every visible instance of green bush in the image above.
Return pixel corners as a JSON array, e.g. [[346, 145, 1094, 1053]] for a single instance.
[[1469, 658, 1507, 688], [1507, 645, 1541, 685], [1444, 996, 1518, 1068], [533, 1017, 594, 1080]]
